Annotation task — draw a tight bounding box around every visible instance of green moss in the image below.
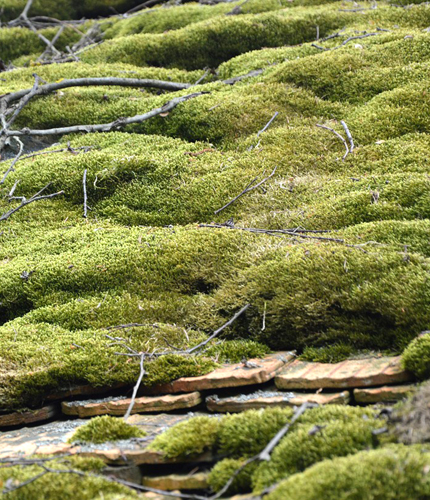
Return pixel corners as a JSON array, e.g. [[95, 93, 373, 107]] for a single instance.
[[265, 445, 430, 500], [143, 354, 219, 386], [218, 407, 293, 458], [208, 458, 258, 495], [148, 416, 220, 459], [252, 418, 386, 491], [82, 7, 350, 70], [204, 340, 271, 363], [403, 333, 430, 380], [69, 415, 146, 443], [0, 456, 139, 499], [300, 344, 353, 363]]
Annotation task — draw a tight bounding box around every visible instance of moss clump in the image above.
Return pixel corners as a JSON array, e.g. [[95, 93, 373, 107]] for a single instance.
[[204, 340, 270, 363], [403, 333, 430, 379], [265, 445, 430, 500], [143, 354, 219, 386], [300, 344, 353, 363], [0, 456, 139, 499], [218, 407, 293, 458], [148, 416, 220, 459], [252, 418, 386, 491], [68, 415, 146, 444], [82, 7, 350, 69], [208, 458, 258, 495]]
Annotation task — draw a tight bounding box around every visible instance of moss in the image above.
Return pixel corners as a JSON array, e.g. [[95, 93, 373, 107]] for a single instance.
[[82, 7, 351, 70], [265, 445, 430, 500], [252, 418, 386, 491], [0, 456, 139, 499], [68, 415, 146, 443], [300, 343, 353, 363], [148, 416, 220, 459], [208, 458, 258, 495], [403, 333, 430, 380], [143, 354, 219, 386], [204, 340, 271, 363], [218, 407, 293, 458]]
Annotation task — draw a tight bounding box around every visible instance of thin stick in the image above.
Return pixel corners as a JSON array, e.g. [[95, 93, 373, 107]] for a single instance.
[[214, 166, 277, 215], [4, 93, 206, 137], [210, 402, 311, 500], [123, 353, 146, 421], [340, 120, 354, 152], [0, 137, 23, 184], [187, 303, 250, 354], [248, 111, 278, 150], [1, 77, 192, 105], [316, 124, 349, 160], [82, 169, 88, 218], [0, 183, 64, 222], [312, 32, 379, 51], [199, 223, 345, 243]]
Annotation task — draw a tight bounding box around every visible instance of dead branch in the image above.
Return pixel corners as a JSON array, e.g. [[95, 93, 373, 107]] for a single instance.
[[199, 223, 345, 243], [82, 169, 88, 218], [316, 124, 349, 160], [123, 353, 146, 420], [187, 303, 250, 354], [312, 32, 379, 51], [4, 92, 207, 138], [248, 111, 278, 150], [1, 77, 192, 105], [210, 402, 312, 499], [0, 137, 23, 184], [36, 25, 64, 62], [0, 182, 64, 222], [214, 166, 277, 215], [223, 68, 263, 85], [340, 120, 354, 152]]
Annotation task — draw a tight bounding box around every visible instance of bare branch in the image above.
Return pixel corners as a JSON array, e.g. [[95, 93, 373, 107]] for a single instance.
[[1, 77, 192, 105], [340, 120, 354, 152], [0, 137, 23, 184], [123, 353, 146, 421], [187, 303, 250, 354], [82, 169, 88, 218], [199, 223, 345, 243], [312, 32, 379, 51], [248, 111, 278, 150], [4, 93, 207, 138], [0, 183, 64, 222], [316, 124, 349, 160], [214, 166, 277, 215]]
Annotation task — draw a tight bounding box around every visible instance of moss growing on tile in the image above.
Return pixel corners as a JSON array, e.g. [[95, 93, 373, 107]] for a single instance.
[[403, 333, 430, 380], [208, 458, 258, 495], [265, 445, 430, 500], [148, 416, 220, 459], [252, 418, 386, 491], [69, 415, 146, 443], [0, 455, 139, 499]]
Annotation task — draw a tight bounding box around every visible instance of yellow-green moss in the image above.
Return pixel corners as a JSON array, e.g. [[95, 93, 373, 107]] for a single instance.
[[265, 445, 430, 500], [208, 458, 258, 495], [403, 333, 430, 380], [0, 456, 139, 499], [68, 415, 146, 443], [148, 416, 220, 459], [252, 418, 386, 491]]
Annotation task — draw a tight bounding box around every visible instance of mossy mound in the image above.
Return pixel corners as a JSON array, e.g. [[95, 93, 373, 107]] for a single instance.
[[148, 415, 220, 459], [0, 456, 139, 499], [68, 415, 146, 443], [403, 333, 430, 379], [265, 445, 430, 500]]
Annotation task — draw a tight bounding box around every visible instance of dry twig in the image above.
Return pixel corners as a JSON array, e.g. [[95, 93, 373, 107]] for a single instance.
[[214, 166, 277, 215]]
